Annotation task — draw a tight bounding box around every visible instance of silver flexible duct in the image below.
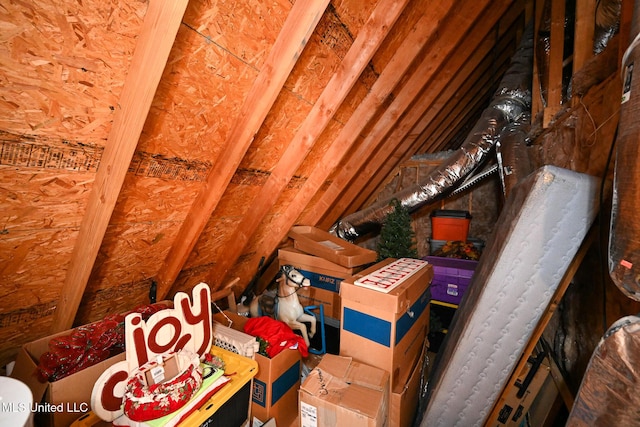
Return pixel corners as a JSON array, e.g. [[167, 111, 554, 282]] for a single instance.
[[595, 0, 622, 54], [330, 22, 534, 241]]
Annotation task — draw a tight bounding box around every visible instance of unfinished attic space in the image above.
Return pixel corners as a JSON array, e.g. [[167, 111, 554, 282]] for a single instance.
[[4, 0, 640, 425]]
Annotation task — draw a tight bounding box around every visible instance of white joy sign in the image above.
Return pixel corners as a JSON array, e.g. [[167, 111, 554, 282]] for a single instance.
[[91, 282, 213, 421]]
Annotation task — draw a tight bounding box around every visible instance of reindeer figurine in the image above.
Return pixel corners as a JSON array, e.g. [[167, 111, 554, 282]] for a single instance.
[[249, 264, 317, 347]]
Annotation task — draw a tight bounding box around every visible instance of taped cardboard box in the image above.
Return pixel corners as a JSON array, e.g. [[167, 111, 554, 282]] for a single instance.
[[11, 303, 171, 427], [11, 329, 127, 427], [390, 344, 426, 427], [279, 247, 365, 323], [299, 354, 389, 427], [288, 226, 377, 268], [213, 311, 301, 427], [339, 258, 432, 389]]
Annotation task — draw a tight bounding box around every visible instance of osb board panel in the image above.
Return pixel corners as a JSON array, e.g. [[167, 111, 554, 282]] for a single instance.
[[366, 0, 432, 73], [331, 0, 377, 38], [0, 228, 76, 364], [182, 0, 292, 71], [239, 89, 315, 171], [185, 196, 262, 268], [0, 0, 144, 139], [90, 222, 181, 288], [0, 167, 93, 231], [109, 175, 204, 224], [79, 0, 291, 308], [76, 278, 156, 325], [135, 9, 259, 159]]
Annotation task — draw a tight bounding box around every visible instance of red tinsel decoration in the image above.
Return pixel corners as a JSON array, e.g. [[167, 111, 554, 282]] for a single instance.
[[36, 303, 167, 383]]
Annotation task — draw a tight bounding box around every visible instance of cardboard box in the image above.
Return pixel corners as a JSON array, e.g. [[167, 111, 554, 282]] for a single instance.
[[213, 312, 302, 427], [279, 247, 364, 323], [390, 345, 425, 427], [11, 329, 126, 427], [299, 354, 389, 427], [11, 302, 172, 427], [288, 226, 377, 268], [339, 258, 432, 389]]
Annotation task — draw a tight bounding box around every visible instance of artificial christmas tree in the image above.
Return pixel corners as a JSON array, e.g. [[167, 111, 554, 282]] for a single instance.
[[376, 199, 418, 261]]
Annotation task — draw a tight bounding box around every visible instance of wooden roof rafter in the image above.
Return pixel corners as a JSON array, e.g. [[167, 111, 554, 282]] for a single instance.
[[350, 7, 524, 214], [202, 0, 414, 286], [240, 0, 460, 270], [154, 0, 331, 300], [331, 1, 526, 222], [311, 0, 516, 230], [50, 0, 190, 332], [352, 25, 517, 211]]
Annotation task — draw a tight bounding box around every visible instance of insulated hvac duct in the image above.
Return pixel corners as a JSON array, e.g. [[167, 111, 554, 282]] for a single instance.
[[609, 0, 640, 300], [595, 0, 623, 54], [330, 23, 534, 241]]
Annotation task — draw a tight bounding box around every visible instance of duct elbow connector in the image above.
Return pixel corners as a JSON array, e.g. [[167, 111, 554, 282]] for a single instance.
[[331, 23, 534, 242]]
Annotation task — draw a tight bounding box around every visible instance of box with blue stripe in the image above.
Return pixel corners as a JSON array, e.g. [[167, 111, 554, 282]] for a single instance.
[[278, 246, 367, 323], [251, 348, 301, 427], [339, 258, 433, 389]]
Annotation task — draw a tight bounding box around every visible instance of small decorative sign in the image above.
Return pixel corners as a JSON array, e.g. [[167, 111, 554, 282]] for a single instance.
[[354, 258, 429, 293], [91, 283, 213, 422]]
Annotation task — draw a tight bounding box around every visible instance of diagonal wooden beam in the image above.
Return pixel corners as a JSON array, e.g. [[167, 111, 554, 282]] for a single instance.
[[155, 0, 330, 299], [51, 0, 190, 333], [205, 0, 411, 284], [238, 1, 455, 269], [352, 34, 512, 212], [305, 1, 511, 229], [337, 5, 521, 222]]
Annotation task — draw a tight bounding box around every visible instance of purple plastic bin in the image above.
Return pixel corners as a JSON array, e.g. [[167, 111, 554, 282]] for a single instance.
[[424, 256, 478, 305]]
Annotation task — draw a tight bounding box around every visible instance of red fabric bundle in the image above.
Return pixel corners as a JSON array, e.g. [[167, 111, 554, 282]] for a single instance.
[[243, 316, 308, 358]]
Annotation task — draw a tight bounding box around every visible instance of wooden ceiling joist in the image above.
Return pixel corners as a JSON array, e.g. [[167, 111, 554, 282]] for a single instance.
[[50, 0, 190, 332], [154, 0, 331, 299]]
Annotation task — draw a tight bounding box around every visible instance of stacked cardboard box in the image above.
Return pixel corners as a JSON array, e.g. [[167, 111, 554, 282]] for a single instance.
[[278, 247, 360, 325], [299, 354, 389, 427], [213, 311, 301, 427], [11, 302, 171, 427], [339, 258, 432, 388], [282, 226, 378, 326], [338, 257, 433, 427]]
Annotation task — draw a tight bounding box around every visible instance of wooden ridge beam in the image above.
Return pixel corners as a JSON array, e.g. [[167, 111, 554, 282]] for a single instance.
[[51, 0, 190, 332], [154, 0, 330, 299]]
